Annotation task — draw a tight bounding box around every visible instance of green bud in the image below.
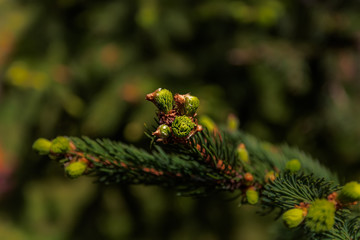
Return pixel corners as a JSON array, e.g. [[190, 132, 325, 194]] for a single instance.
[[50, 136, 70, 154], [227, 114, 239, 131], [199, 115, 216, 133], [65, 161, 87, 179], [246, 189, 259, 205], [282, 208, 305, 228], [337, 181, 360, 203], [286, 159, 301, 172], [171, 116, 196, 138], [237, 144, 249, 163], [32, 138, 52, 155], [154, 124, 171, 138], [155, 88, 174, 113], [305, 199, 335, 232], [184, 95, 199, 116]]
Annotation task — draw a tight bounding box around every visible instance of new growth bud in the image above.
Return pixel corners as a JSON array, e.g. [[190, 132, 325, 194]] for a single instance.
[[199, 115, 216, 133], [305, 199, 335, 232], [174, 93, 199, 116], [286, 159, 301, 173], [246, 188, 259, 205], [146, 88, 174, 113], [237, 144, 249, 163], [282, 208, 306, 228], [153, 124, 171, 138], [32, 138, 52, 155], [227, 114, 239, 131], [171, 116, 196, 138], [50, 136, 70, 154], [184, 95, 199, 116], [337, 181, 360, 203], [65, 161, 87, 179]]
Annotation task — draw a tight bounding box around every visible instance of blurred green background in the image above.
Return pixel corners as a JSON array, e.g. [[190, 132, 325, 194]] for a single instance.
[[1, 0, 360, 239]]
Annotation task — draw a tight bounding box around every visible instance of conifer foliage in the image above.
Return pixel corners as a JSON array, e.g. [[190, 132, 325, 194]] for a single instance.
[[33, 89, 360, 239]]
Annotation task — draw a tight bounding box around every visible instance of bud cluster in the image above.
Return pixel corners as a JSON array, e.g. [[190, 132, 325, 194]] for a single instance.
[[146, 88, 202, 143], [33, 136, 71, 155], [33, 136, 88, 179], [282, 198, 336, 233]]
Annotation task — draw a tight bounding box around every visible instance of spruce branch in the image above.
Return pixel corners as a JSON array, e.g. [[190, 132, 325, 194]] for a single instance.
[[32, 88, 360, 239], [68, 136, 231, 194], [261, 173, 339, 210]]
